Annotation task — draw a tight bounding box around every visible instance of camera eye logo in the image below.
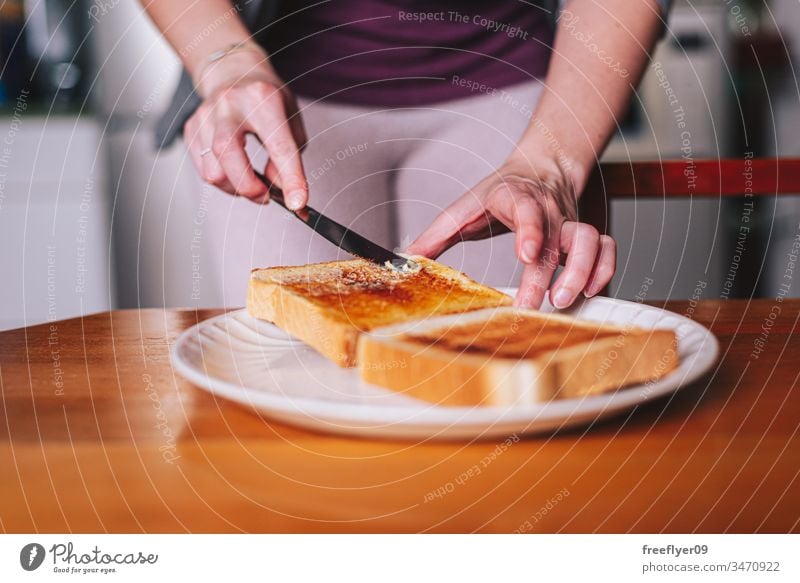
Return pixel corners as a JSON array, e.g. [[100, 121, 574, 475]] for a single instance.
[[20, 543, 46, 571]]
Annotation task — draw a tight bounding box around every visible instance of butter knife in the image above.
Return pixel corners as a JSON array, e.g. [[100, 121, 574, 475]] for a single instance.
[[255, 172, 412, 270]]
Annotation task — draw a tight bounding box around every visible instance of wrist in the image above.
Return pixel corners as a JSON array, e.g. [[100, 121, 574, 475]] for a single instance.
[[194, 48, 276, 99], [509, 115, 598, 194], [504, 147, 589, 197]]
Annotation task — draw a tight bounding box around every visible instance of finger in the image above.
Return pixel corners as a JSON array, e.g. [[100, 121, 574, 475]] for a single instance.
[[185, 117, 207, 179], [265, 128, 306, 209], [263, 158, 280, 187], [584, 234, 617, 297], [405, 214, 462, 259], [286, 103, 308, 150], [515, 195, 564, 309], [485, 184, 543, 264], [515, 242, 560, 310], [550, 222, 601, 309], [193, 115, 237, 194], [212, 121, 268, 199], [280, 89, 308, 150], [249, 160, 281, 205], [406, 189, 496, 258], [247, 159, 283, 205], [247, 92, 307, 209]]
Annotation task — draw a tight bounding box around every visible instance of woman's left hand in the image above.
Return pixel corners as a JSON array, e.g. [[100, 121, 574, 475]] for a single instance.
[[406, 159, 616, 310]]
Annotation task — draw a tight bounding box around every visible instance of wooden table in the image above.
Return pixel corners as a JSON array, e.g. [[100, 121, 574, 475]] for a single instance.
[[1, 301, 798, 533]]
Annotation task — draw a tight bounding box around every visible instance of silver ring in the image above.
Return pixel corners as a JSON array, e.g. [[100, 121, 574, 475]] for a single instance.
[[200, 147, 213, 157]]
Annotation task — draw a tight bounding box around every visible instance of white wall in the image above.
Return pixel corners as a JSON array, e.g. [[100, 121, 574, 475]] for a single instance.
[[0, 117, 112, 330], [92, 1, 223, 309], [604, 4, 731, 301], [764, 0, 800, 298]]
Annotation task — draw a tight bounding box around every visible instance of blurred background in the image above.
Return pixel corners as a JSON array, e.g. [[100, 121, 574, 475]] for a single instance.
[[1, 0, 798, 330]]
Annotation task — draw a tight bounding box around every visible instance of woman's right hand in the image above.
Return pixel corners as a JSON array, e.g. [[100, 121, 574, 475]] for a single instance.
[[184, 51, 308, 209]]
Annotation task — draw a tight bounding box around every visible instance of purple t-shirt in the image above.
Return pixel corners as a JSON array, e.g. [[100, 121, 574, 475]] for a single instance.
[[264, 1, 553, 106]]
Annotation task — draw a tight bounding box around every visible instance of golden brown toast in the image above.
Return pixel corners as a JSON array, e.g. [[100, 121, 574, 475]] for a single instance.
[[357, 307, 679, 406], [246, 257, 512, 367]]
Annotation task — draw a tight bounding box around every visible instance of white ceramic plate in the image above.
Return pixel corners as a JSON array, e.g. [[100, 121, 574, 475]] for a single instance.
[[171, 292, 718, 440]]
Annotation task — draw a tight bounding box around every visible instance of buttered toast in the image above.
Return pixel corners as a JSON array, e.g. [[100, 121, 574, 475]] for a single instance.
[[357, 307, 679, 406], [246, 257, 512, 367]]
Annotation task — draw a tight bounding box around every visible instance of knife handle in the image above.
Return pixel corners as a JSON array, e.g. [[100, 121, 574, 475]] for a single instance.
[[253, 171, 289, 210], [253, 171, 317, 223], [251, 170, 408, 268]]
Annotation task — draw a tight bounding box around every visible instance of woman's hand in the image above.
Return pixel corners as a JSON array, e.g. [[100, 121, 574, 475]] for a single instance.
[[403, 0, 659, 310], [183, 52, 308, 209], [406, 158, 616, 310]]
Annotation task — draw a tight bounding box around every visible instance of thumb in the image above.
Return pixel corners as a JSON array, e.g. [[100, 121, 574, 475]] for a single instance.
[[405, 213, 458, 258], [406, 228, 452, 259], [406, 193, 486, 258]]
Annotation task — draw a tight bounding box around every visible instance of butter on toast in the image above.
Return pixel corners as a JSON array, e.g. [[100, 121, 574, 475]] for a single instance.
[[357, 307, 679, 406], [246, 257, 512, 367]]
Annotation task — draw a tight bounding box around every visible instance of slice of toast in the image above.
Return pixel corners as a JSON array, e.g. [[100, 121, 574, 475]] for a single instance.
[[357, 307, 679, 406], [246, 257, 512, 367]]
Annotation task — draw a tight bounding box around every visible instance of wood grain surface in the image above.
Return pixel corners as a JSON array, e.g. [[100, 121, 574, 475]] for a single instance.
[[1, 301, 798, 533]]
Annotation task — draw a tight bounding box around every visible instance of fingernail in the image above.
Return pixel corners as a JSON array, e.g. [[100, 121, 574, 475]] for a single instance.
[[514, 289, 534, 309], [286, 190, 305, 210], [551, 288, 572, 309], [522, 241, 536, 263]]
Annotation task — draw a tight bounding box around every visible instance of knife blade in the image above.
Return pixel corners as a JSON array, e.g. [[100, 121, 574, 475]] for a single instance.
[[254, 172, 412, 270]]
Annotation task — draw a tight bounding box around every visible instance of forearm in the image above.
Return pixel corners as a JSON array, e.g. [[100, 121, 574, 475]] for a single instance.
[[139, 0, 267, 94], [513, 0, 663, 190], [141, 1, 307, 204]]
